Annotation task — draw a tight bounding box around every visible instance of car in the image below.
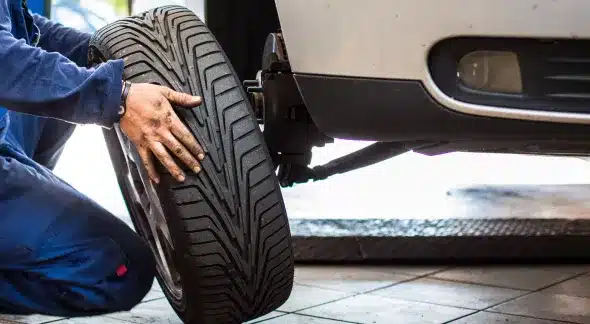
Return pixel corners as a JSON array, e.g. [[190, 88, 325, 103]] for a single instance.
[[84, 0, 590, 323]]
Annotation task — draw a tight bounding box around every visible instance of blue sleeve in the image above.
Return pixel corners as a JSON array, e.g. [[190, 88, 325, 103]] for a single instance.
[[0, 2, 124, 128], [33, 14, 92, 68]]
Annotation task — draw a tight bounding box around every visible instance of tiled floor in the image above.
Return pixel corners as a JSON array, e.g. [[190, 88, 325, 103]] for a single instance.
[[4, 264, 590, 323]]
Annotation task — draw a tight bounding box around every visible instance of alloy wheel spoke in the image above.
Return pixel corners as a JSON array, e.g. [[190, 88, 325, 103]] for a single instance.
[[115, 126, 182, 299]]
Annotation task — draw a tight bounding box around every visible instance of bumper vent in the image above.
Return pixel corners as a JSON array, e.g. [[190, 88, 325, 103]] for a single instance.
[[429, 37, 590, 114], [542, 57, 590, 100]]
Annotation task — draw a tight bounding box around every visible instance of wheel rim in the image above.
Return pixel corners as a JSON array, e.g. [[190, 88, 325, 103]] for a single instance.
[[114, 126, 183, 300]]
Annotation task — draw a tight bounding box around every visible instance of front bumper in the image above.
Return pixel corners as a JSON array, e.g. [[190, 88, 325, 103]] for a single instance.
[[295, 74, 590, 145], [276, 0, 590, 126]]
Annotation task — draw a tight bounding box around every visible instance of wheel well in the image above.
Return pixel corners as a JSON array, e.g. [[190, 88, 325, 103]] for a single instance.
[[205, 0, 280, 82]]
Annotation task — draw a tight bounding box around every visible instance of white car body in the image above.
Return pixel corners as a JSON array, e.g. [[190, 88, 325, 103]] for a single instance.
[[275, 0, 590, 125]]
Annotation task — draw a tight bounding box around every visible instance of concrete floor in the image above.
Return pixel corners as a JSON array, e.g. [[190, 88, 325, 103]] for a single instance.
[[4, 264, 590, 323]]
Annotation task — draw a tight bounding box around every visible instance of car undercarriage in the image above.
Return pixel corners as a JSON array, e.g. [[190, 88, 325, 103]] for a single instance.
[[205, 0, 590, 189]]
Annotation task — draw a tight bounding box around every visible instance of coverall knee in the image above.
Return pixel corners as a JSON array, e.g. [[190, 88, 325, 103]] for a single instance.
[[0, 112, 156, 317]]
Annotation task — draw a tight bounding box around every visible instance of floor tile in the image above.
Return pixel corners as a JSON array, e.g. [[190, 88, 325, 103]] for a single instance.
[[383, 266, 447, 276], [449, 311, 565, 323], [549, 265, 590, 275], [150, 280, 163, 292], [370, 278, 526, 309], [0, 314, 62, 324], [295, 265, 443, 279], [245, 311, 287, 323], [299, 294, 472, 324], [258, 313, 354, 323], [542, 275, 590, 298], [295, 266, 412, 293], [106, 298, 182, 324], [295, 265, 415, 280], [277, 284, 354, 312], [141, 289, 165, 303], [49, 317, 129, 323], [296, 279, 402, 294], [432, 266, 586, 290], [0, 320, 22, 324], [490, 292, 590, 323]]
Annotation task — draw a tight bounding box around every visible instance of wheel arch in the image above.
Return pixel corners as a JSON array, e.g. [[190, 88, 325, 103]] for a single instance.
[[205, 0, 280, 82]]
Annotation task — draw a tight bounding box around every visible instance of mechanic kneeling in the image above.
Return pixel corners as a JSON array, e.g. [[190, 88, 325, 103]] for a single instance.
[[0, 0, 206, 316]]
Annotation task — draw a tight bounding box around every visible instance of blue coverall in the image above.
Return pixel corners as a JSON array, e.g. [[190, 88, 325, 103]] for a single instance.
[[0, 0, 156, 316]]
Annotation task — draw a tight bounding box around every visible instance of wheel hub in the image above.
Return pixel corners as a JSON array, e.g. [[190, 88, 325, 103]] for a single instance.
[[114, 126, 183, 300], [242, 32, 334, 186]]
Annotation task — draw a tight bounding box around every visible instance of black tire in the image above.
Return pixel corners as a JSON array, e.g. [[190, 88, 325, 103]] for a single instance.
[[88, 6, 294, 324]]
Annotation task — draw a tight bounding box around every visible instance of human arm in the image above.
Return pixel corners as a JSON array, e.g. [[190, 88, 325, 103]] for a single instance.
[[3, 1, 205, 180], [32, 14, 92, 67], [0, 0, 123, 126], [1, 30, 205, 180], [0, 30, 124, 126]]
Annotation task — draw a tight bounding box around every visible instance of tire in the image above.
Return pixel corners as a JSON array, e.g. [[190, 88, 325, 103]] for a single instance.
[[88, 6, 294, 324]]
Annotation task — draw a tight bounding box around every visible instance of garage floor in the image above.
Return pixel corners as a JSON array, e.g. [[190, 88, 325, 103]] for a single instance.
[[3, 264, 590, 324]]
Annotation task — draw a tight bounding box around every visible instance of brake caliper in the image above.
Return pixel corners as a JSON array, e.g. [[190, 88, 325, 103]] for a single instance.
[[244, 33, 333, 187]]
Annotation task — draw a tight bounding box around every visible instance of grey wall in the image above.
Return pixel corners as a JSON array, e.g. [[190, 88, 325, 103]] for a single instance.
[[131, 0, 204, 21]]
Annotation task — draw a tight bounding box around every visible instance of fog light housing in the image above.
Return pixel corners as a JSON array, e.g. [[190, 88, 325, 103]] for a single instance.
[[457, 51, 523, 94]]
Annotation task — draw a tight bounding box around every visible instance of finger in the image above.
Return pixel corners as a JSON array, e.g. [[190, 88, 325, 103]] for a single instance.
[[160, 130, 202, 174], [161, 87, 202, 108], [170, 116, 205, 160], [138, 146, 159, 184], [150, 142, 186, 182]]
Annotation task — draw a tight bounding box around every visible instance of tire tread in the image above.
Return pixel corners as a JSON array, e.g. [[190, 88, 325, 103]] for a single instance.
[[89, 6, 293, 323]]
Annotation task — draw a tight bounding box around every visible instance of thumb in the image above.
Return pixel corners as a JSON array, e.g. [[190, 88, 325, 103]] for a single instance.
[[161, 87, 202, 107]]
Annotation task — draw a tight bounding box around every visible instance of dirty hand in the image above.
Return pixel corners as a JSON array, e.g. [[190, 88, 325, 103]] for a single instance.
[[119, 82, 205, 184]]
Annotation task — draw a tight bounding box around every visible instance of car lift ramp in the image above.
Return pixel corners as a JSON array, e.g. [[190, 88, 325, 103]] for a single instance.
[[290, 218, 590, 262], [288, 184, 590, 262]]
